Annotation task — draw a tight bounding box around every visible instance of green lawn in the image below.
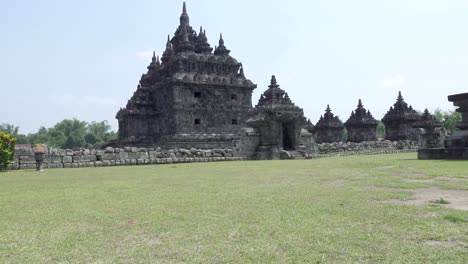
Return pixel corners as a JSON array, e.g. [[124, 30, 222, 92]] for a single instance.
[[1, 153, 467, 263]]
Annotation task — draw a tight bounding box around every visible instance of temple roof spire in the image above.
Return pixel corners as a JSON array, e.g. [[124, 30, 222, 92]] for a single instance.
[[214, 33, 231, 56], [178, 25, 194, 52], [147, 51, 160, 70], [397, 91, 404, 102], [195, 26, 213, 54], [161, 35, 175, 63], [180, 2, 190, 25]]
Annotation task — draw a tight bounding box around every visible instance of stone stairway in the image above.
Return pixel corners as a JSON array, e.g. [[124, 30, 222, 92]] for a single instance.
[[290, 151, 307, 160], [280, 150, 310, 160]]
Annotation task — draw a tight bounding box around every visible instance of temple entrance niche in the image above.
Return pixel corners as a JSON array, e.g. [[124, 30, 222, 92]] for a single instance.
[[282, 122, 296, 150]]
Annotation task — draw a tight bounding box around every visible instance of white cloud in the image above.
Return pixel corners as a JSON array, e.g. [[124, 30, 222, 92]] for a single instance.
[[382, 74, 406, 88], [136, 50, 155, 61]]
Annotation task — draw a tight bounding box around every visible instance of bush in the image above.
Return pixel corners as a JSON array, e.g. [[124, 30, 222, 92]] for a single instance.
[[0, 132, 16, 170]]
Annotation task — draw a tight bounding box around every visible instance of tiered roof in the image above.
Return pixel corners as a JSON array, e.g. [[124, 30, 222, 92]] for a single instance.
[[382, 91, 420, 123], [315, 105, 344, 129], [117, 2, 256, 119], [345, 99, 378, 127]]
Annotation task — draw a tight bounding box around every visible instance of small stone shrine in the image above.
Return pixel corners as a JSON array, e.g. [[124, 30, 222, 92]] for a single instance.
[[382, 91, 420, 141], [246, 76, 309, 159], [344, 99, 378, 142], [418, 92, 468, 159], [414, 109, 445, 150], [314, 105, 345, 143]]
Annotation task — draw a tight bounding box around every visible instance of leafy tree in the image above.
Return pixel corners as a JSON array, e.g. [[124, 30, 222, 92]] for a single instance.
[[0, 132, 16, 170], [51, 119, 88, 149], [0, 124, 19, 138], [433, 109, 462, 134], [86, 121, 116, 147], [29, 127, 49, 146]]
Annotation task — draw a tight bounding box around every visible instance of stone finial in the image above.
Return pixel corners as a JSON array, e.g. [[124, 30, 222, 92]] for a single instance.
[[271, 75, 277, 85], [358, 99, 363, 108], [219, 33, 224, 45], [180, 2, 190, 24], [195, 27, 213, 54], [214, 33, 231, 56], [161, 35, 175, 63], [397, 91, 404, 102], [147, 51, 161, 70]]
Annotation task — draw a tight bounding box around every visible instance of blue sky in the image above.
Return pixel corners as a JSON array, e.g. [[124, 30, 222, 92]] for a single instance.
[[1, 0, 467, 133]]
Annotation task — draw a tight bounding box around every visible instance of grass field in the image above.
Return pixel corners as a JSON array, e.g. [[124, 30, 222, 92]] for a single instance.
[[1, 153, 467, 263]]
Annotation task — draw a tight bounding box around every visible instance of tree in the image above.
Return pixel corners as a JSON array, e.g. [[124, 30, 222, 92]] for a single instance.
[[51, 119, 88, 149], [0, 124, 19, 138], [0, 132, 16, 170], [433, 109, 462, 134], [85, 121, 117, 147], [29, 127, 49, 146]]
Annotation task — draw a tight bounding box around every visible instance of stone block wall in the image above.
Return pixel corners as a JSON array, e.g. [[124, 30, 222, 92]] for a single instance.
[[6, 140, 419, 170], [316, 140, 418, 155], [7, 147, 241, 170]]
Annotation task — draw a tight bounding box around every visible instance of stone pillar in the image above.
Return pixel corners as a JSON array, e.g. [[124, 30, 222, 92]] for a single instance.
[[444, 92, 468, 159]]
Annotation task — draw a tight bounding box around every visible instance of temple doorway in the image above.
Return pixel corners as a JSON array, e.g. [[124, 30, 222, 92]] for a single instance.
[[282, 123, 295, 150]]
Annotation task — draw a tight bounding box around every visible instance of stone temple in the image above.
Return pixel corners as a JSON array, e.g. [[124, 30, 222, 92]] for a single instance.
[[382, 91, 420, 141], [116, 2, 256, 149], [314, 105, 345, 143], [344, 99, 378, 142], [246, 76, 314, 159], [115, 3, 315, 159]]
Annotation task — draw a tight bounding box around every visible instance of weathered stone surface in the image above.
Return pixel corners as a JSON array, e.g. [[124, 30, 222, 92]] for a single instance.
[[246, 76, 315, 160], [419, 92, 468, 160], [382, 92, 420, 141], [114, 3, 256, 150], [345, 99, 378, 143], [19, 156, 36, 164], [315, 105, 345, 143]]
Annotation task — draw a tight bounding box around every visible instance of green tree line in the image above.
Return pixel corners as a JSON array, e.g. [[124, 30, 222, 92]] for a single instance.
[[0, 119, 117, 149]]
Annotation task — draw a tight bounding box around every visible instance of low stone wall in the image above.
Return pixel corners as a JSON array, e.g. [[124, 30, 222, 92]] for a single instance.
[[317, 140, 418, 154], [6, 140, 419, 170], [7, 147, 241, 170]]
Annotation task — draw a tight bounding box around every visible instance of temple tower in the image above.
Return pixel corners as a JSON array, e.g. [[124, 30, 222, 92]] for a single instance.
[[382, 91, 420, 141], [314, 105, 345, 143], [344, 99, 378, 142], [116, 2, 256, 148], [247, 76, 308, 159]]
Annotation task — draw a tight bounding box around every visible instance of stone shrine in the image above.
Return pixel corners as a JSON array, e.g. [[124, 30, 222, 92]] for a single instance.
[[116, 3, 256, 149], [314, 105, 345, 143], [344, 99, 378, 142], [418, 92, 468, 160], [414, 109, 445, 150], [382, 92, 420, 141], [246, 76, 312, 159]]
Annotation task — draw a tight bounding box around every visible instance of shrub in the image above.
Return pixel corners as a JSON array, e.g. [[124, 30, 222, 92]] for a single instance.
[[0, 132, 16, 170]]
